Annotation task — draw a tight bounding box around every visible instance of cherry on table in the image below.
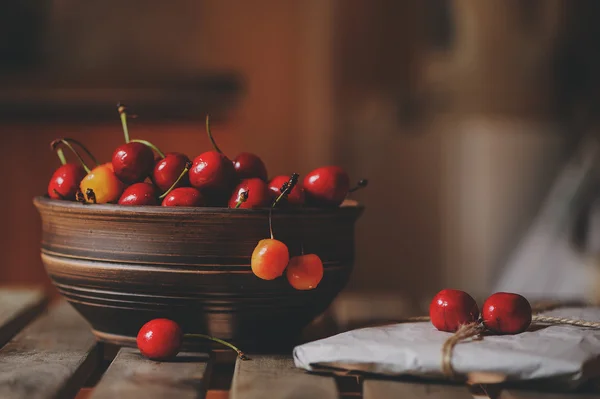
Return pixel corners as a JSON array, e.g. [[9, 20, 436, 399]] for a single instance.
[[482, 292, 532, 334], [137, 318, 248, 361], [152, 152, 191, 192], [303, 166, 350, 207], [161, 187, 206, 207], [286, 254, 324, 290], [229, 178, 271, 209], [233, 152, 268, 181], [251, 238, 290, 280], [268, 175, 305, 207], [137, 318, 183, 360], [429, 289, 480, 332], [118, 182, 159, 206]]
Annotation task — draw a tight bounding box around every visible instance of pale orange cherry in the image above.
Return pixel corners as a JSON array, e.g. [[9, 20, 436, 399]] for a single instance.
[[80, 163, 125, 204], [251, 239, 289, 280], [286, 254, 324, 290], [250, 174, 299, 280]]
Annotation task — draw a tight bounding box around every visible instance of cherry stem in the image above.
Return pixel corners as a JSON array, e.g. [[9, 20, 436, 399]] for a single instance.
[[118, 103, 131, 144], [235, 190, 249, 208], [51, 138, 97, 174], [348, 179, 368, 193], [184, 333, 248, 360], [158, 161, 192, 199], [205, 115, 223, 154], [272, 173, 299, 208], [269, 207, 274, 240], [56, 148, 67, 165], [130, 139, 166, 159]]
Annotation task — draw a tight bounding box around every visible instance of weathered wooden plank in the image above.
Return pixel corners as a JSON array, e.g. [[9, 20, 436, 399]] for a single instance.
[[500, 389, 600, 399], [230, 355, 337, 399], [90, 347, 211, 399], [0, 301, 99, 399], [0, 288, 47, 348], [363, 379, 472, 399]]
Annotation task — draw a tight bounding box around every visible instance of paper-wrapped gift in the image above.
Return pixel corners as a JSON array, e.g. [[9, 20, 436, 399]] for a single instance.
[[293, 307, 600, 389]]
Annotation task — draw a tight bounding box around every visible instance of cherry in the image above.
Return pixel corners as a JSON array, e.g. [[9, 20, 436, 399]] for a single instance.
[[152, 152, 191, 192], [47, 143, 89, 201], [137, 318, 183, 360], [48, 163, 87, 201], [482, 292, 532, 335], [137, 318, 247, 361], [118, 182, 159, 206], [161, 187, 206, 207], [189, 115, 236, 197], [112, 105, 165, 184], [233, 152, 268, 181], [80, 163, 126, 204], [251, 238, 290, 280], [286, 254, 324, 290], [229, 178, 271, 209], [429, 289, 480, 332], [48, 138, 98, 200], [112, 142, 155, 184], [268, 175, 305, 207], [250, 174, 299, 280], [303, 166, 350, 207]]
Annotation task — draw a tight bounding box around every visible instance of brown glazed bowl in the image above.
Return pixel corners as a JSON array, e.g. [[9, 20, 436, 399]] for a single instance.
[[33, 196, 364, 351]]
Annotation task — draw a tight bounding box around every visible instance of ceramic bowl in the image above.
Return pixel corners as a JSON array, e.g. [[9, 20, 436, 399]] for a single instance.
[[34, 196, 364, 350]]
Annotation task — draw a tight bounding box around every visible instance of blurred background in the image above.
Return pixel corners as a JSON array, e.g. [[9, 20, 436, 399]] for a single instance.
[[3, 0, 600, 317]]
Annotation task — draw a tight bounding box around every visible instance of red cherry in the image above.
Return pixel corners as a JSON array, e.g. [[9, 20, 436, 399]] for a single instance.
[[482, 292, 532, 334], [161, 187, 206, 207], [112, 142, 155, 184], [429, 289, 480, 332], [286, 254, 324, 290], [233, 152, 268, 181], [48, 163, 87, 200], [49, 138, 98, 201], [268, 175, 305, 207], [303, 166, 350, 207], [152, 152, 191, 192], [118, 182, 159, 206], [189, 151, 236, 195], [137, 318, 183, 360], [229, 178, 271, 209]]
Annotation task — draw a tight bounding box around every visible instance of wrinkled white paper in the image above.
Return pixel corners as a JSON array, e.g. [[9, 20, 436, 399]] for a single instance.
[[293, 307, 600, 387]]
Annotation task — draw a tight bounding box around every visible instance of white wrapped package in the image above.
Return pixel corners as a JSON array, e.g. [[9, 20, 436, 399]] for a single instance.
[[293, 307, 600, 388]]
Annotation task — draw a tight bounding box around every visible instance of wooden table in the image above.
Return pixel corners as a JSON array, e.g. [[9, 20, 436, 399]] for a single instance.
[[1, 288, 599, 399]]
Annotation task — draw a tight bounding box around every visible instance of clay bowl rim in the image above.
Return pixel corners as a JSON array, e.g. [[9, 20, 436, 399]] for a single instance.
[[33, 195, 365, 217]]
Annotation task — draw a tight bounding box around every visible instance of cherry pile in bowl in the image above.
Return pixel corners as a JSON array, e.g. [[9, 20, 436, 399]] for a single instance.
[[46, 104, 367, 291]]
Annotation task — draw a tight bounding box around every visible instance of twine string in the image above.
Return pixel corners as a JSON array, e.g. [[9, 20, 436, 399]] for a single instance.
[[441, 322, 485, 378], [530, 315, 600, 328], [394, 312, 600, 378]]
